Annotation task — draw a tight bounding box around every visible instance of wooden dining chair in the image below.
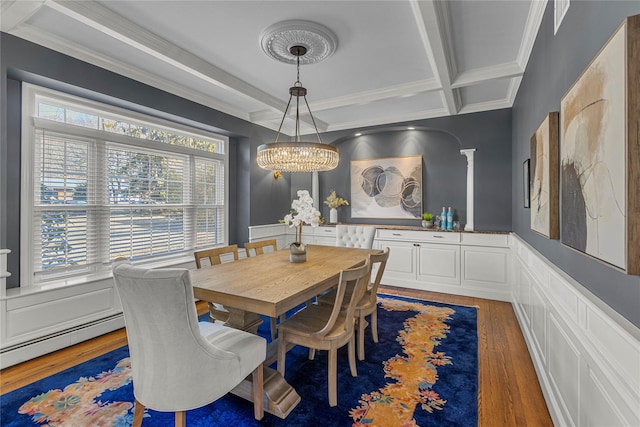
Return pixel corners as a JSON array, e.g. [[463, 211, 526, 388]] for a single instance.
[[317, 248, 390, 361], [277, 259, 372, 407], [244, 239, 277, 257], [244, 239, 280, 340], [194, 245, 239, 322]]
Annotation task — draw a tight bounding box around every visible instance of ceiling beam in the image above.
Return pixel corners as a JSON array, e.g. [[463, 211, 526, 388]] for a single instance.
[[410, 0, 460, 115], [43, 0, 319, 131], [250, 78, 441, 123]]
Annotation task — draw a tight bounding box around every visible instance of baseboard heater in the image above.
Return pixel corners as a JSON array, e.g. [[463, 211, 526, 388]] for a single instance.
[[0, 312, 124, 354]]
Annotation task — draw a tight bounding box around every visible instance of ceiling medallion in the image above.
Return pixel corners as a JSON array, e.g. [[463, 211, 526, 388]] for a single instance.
[[260, 20, 337, 65]]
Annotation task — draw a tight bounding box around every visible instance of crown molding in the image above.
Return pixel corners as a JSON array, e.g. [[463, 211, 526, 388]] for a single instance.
[[458, 98, 512, 115], [0, 0, 45, 32], [506, 75, 523, 106], [9, 24, 252, 124], [452, 62, 524, 88], [325, 107, 451, 133], [517, 0, 548, 69]]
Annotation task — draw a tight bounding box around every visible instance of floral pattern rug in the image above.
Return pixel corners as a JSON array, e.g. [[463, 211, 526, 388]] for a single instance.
[[1, 295, 478, 426]]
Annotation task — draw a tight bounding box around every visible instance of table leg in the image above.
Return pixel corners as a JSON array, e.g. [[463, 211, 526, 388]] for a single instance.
[[208, 303, 263, 335], [231, 366, 301, 419], [207, 305, 300, 418]]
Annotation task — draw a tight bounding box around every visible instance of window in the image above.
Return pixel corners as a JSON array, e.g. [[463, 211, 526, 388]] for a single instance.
[[22, 84, 228, 284]]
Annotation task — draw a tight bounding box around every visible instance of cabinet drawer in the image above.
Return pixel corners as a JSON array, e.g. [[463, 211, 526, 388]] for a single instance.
[[461, 233, 508, 247], [315, 227, 336, 237], [377, 229, 461, 243]]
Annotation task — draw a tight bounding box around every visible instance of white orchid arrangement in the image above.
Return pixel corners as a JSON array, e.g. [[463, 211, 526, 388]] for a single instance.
[[284, 190, 321, 245]]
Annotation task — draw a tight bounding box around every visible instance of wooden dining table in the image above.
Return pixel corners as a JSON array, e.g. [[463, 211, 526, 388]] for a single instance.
[[190, 244, 377, 419]]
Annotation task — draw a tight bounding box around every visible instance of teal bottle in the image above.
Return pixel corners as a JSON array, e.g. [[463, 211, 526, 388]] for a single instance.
[[446, 207, 453, 230], [440, 207, 447, 230]]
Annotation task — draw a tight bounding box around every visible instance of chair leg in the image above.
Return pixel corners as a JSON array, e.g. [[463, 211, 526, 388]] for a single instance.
[[309, 348, 316, 360], [358, 314, 366, 361], [252, 364, 264, 420], [277, 335, 286, 376], [132, 400, 145, 427], [175, 411, 186, 427], [348, 335, 357, 377], [328, 348, 338, 407], [371, 308, 379, 343], [270, 317, 277, 341]]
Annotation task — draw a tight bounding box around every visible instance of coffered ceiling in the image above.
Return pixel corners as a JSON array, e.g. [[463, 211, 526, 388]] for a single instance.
[[1, 0, 547, 136]]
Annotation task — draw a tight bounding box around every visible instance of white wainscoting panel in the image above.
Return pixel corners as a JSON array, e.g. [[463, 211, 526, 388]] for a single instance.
[[510, 234, 640, 427]]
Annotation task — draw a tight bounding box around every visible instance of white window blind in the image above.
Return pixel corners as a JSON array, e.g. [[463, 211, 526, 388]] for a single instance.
[[23, 84, 228, 284]]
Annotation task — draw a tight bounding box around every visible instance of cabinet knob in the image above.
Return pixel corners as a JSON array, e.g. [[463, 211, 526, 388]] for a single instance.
[[433, 235, 444, 238], [413, 243, 420, 247], [392, 233, 402, 236]]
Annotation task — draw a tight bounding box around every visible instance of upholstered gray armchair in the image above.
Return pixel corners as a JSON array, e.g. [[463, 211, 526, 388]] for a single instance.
[[335, 225, 376, 249], [112, 262, 266, 426]]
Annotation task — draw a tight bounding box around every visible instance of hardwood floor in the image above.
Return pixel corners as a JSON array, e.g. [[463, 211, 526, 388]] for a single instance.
[[0, 287, 553, 426]]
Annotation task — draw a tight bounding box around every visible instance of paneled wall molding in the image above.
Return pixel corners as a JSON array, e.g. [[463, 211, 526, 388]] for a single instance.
[[0, 249, 10, 293], [0, 257, 196, 369], [510, 234, 640, 427]]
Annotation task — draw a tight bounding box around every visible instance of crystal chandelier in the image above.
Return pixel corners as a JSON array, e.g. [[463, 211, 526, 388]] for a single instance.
[[257, 45, 339, 173]]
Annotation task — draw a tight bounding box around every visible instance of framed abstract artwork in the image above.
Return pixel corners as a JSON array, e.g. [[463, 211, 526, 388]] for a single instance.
[[560, 14, 639, 275], [523, 159, 530, 209], [530, 112, 559, 239], [350, 155, 422, 219]]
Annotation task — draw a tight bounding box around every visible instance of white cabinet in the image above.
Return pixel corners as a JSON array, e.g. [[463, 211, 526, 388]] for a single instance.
[[377, 230, 461, 291], [417, 243, 460, 285], [249, 224, 511, 301], [376, 229, 509, 301]]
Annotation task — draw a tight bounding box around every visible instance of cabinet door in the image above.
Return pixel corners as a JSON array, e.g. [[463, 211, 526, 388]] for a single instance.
[[417, 243, 460, 285], [379, 241, 416, 282], [461, 245, 509, 288]]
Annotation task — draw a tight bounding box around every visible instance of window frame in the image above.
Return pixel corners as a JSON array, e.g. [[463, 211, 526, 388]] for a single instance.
[[21, 83, 229, 287]]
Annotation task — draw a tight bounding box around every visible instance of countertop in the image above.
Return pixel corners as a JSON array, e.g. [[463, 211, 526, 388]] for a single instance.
[[320, 223, 510, 234]]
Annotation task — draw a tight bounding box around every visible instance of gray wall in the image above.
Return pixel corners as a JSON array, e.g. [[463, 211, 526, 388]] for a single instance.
[[316, 109, 513, 231], [512, 1, 640, 327]]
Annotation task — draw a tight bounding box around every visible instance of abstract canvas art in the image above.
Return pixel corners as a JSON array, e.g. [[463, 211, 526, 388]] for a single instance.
[[351, 155, 422, 219], [560, 14, 639, 274], [530, 112, 559, 239]]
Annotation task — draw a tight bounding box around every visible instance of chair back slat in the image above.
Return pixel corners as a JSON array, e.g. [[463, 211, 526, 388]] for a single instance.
[[244, 239, 277, 257], [194, 245, 239, 268]]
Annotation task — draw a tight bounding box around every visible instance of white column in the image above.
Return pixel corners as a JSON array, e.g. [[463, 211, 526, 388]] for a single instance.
[[460, 149, 476, 231], [311, 171, 319, 210]]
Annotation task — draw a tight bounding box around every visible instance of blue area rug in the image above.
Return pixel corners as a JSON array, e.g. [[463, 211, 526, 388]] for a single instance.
[[0, 294, 477, 426]]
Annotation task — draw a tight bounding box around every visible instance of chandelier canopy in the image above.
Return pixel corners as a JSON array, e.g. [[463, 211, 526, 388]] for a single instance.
[[257, 44, 339, 173]]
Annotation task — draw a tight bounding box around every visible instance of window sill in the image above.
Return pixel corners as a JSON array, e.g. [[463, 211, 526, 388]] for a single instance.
[[2, 255, 195, 301]]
